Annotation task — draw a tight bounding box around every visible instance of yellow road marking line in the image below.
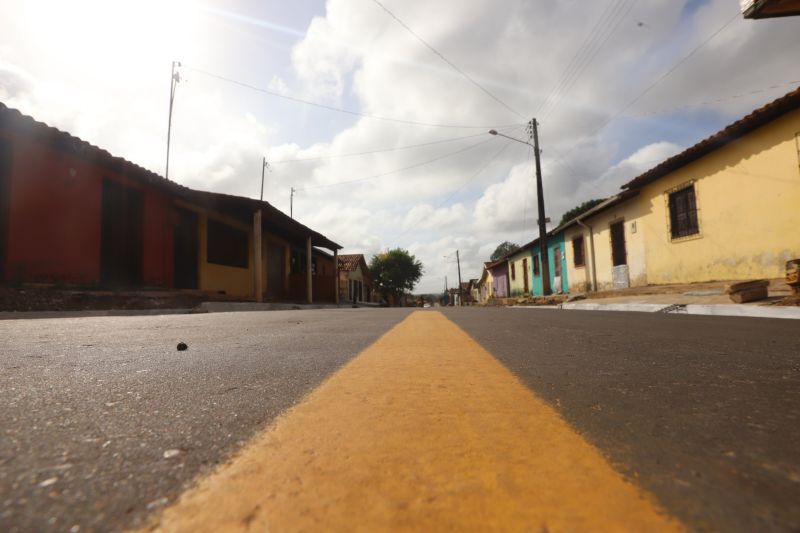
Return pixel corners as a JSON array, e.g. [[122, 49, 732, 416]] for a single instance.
[[140, 311, 683, 532]]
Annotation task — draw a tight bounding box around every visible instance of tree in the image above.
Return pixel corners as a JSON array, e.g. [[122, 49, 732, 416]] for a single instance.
[[490, 241, 519, 262], [559, 198, 604, 226], [369, 249, 423, 306]]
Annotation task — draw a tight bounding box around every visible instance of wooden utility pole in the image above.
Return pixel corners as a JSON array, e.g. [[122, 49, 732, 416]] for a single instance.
[[456, 249, 464, 306], [290, 187, 296, 218], [253, 211, 263, 302], [165, 61, 181, 180], [530, 118, 551, 296]]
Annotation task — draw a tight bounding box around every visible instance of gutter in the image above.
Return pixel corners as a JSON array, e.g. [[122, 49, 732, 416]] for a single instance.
[[577, 219, 597, 292]]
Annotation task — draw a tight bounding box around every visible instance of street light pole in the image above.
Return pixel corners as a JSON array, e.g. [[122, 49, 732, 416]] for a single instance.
[[165, 61, 181, 180], [489, 122, 551, 295], [260, 157, 269, 201]]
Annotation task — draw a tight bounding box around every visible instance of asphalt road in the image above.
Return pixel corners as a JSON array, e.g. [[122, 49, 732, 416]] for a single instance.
[[1, 307, 798, 532], [0, 309, 411, 532], [443, 308, 800, 532]]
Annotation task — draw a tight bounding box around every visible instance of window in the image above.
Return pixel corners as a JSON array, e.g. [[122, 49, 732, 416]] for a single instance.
[[207, 219, 248, 268], [572, 236, 585, 267], [668, 184, 699, 239], [511, 262, 516, 280], [290, 248, 307, 274], [533, 255, 540, 276]]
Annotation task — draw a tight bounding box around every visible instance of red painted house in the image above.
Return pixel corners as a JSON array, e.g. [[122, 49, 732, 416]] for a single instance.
[[0, 102, 341, 301]]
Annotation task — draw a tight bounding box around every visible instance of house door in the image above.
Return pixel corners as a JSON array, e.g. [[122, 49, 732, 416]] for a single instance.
[[100, 179, 143, 286], [522, 258, 529, 294], [266, 243, 284, 300], [610, 221, 627, 266], [173, 208, 198, 289], [0, 140, 9, 282]]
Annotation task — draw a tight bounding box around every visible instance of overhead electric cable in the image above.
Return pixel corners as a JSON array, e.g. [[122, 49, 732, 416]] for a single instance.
[[556, 10, 741, 162], [186, 66, 522, 130], [369, 0, 526, 121], [389, 135, 520, 242], [533, 0, 630, 117], [296, 135, 498, 191], [271, 129, 514, 164], [539, 0, 635, 120]]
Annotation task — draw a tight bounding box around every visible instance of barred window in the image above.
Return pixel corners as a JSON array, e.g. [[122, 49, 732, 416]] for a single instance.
[[533, 255, 540, 276], [669, 185, 699, 239], [511, 262, 516, 280]]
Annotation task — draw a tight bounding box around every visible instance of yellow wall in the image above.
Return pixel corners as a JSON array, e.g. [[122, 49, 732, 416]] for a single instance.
[[564, 197, 647, 292], [198, 213, 254, 298], [639, 108, 800, 284], [508, 250, 531, 296]]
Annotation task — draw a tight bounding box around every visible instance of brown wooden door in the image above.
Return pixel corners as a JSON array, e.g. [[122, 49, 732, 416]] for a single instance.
[[100, 179, 143, 286], [522, 258, 529, 294], [610, 220, 627, 266]]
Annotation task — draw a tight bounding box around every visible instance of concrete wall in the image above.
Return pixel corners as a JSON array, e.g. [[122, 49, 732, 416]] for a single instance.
[[638, 108, 800, 284], [564, 199, 647, 292], [1, 130, 173, 286], [198, 212, 254, 298], [531, 234, 570, 295], [508, 249, 532, 297]]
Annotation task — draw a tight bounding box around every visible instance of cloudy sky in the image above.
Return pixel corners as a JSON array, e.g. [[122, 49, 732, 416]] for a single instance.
[[1, 0, 798, 292]]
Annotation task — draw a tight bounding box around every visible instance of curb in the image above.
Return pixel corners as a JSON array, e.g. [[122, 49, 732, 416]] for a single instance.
[[558, 302, 800, 320]]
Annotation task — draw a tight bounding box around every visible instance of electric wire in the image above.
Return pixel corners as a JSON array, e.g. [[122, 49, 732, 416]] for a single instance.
[[271, 130, 508, 164], [295, 135, 499, 191], [369, 0, 527, 121], [389, 135, 521, 242], [186, 66, 522, 130], [534, 0, 633, 119], [554, 10, 742, 164]]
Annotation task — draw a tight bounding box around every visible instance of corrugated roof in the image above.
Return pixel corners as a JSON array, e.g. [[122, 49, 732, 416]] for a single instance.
[[622, 86, 800, 191], [0, 101, 341, 250]]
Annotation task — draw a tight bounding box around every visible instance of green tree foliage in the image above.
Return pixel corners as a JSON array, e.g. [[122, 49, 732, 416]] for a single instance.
[[369, 249, 423, 305], [490, 241, 519, 262], [559, 198, 605, 226]]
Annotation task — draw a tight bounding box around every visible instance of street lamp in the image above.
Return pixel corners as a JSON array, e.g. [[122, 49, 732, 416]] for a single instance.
[[489, 120, 551, 295]]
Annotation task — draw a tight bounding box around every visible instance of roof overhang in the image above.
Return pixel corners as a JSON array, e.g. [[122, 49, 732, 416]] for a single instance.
[[741, 0, 800, 18]]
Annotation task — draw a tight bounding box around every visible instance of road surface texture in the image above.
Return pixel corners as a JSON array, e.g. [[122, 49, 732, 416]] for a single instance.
[[1, 307, 797, 532]]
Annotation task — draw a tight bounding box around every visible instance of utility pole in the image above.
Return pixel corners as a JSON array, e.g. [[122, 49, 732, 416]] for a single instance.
[[165, 61, 181, 180], [529, 118, 551, 296], [456, 249, 464, 306], [260, 157, 269, 201], [290, 187, 296, 218]]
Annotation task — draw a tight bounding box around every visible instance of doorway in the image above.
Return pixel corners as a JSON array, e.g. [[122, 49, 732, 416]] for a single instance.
[[0, 140, 9, 282], [173, 208, 198, 289], [100, 179, 143, 286], [522, 258, 529, 294], [610, 220, 627, 266], [266, 243, 284, 300]]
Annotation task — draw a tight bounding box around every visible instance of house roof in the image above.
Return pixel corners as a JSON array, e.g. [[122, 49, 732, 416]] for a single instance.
[[741, 0, 800, 18], [0, 101, 341, 250], [337, 254, 365, 271], [552, 189, 640, 234], [622, 86, 800, 191]]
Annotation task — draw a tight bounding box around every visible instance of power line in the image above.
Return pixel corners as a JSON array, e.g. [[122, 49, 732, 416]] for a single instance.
[[296, 135, 499, 191], [369, 0, 526, 121], [390, 135, 520, 242], [271, 130, 503, 164], [534, 0, 632, 118], [555, 10, 742, 163], [186, 66, 522, 130], [632, 80, 800, 117]]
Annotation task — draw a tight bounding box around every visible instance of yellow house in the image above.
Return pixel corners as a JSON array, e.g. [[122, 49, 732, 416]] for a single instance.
[[477, 263, 494, 303], [561, 190, 647, 293], [176, 189, 341, 301], [622, 87, 800, 285]]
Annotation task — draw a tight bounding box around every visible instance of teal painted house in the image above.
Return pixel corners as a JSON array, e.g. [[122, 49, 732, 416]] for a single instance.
[[530, 232, 569, 295]]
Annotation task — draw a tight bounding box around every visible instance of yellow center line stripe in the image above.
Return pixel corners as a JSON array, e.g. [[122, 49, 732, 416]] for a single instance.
[[139, 311, 684, 532]]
